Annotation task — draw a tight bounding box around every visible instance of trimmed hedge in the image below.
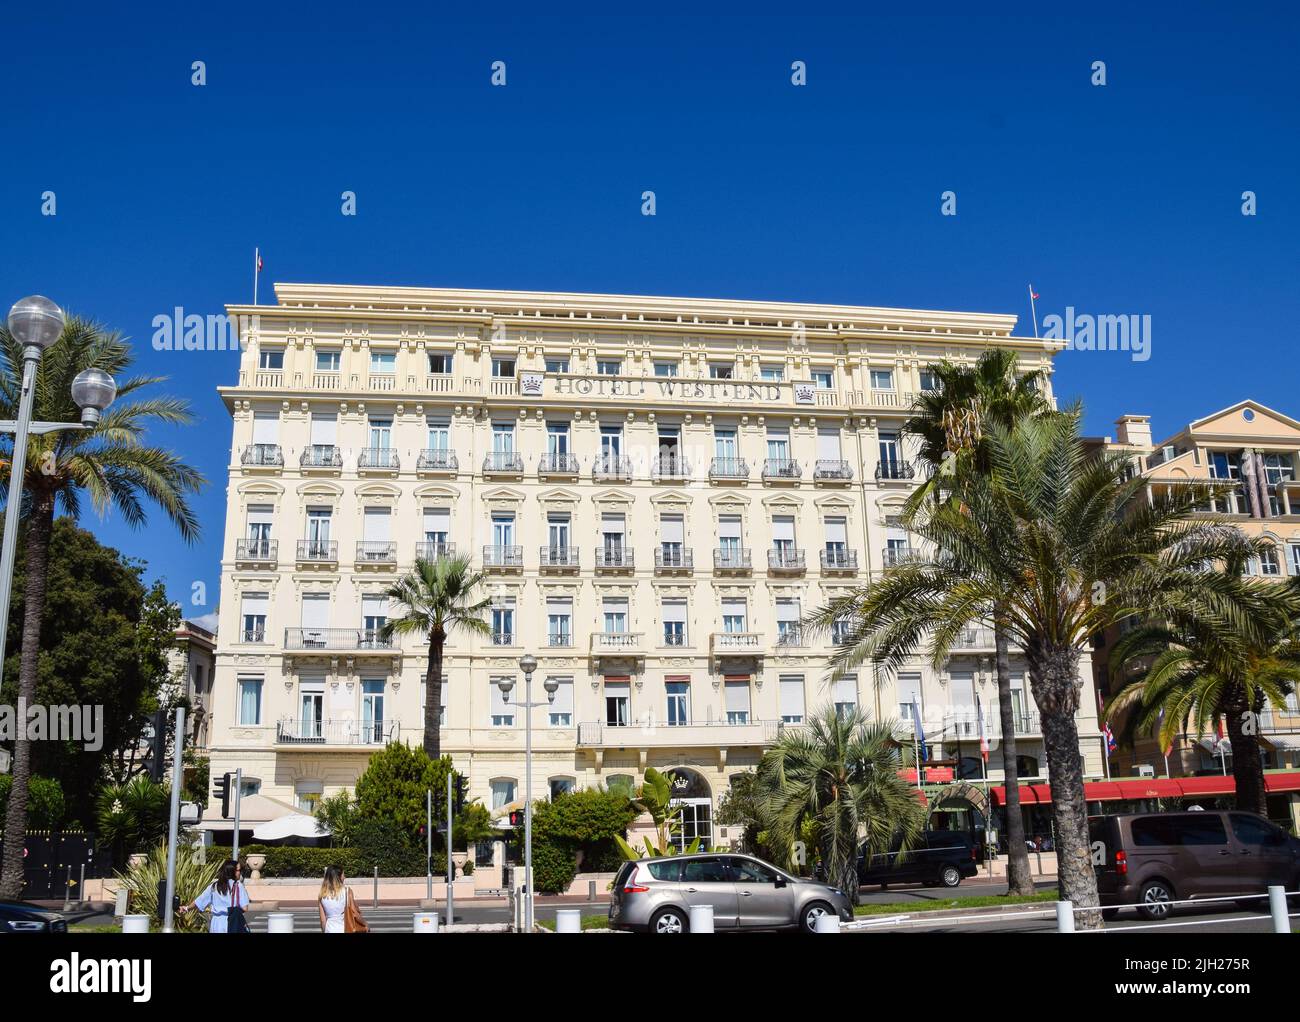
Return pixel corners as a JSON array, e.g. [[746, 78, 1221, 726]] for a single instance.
[[234, 843, 447, 879]]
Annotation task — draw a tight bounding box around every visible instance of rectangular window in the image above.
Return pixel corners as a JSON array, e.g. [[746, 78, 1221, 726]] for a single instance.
[[718, 514, 742, 555], [605, 679, 630, 727], [368, 417, 392, 450], [779, 676, 806, 724], [666, 677, 690, 726], [238, 676, 263, 725], [760, 365, 784, 381], [1259, 546, 1281, 576], [812, 370, 833, 389], [310, 412, 337, 449], [772, 515, 796, 554], [662, 598, 688, 646], [546, 597, 572, 647], [490, 779, 516, 807], [299, 677, 324, 740], [546, 422, 570, 454], [709, 363, 734, 379], [714, 428, 737, 459], [306, 507, 332, 546], [721, 598, 747, 633], [824, 516, 848, 557], [724, 679, 751, 724], [816, 428, 842, 462], [252, 411, 279, 446], [492, 423, 515, 453], [833, 676, 857, 717], [246, 504, 273, 544], [492, 357, 516, 377], [361, 595, 387, 642], [299, 593, 330, 636], [426, 420, 450, 450], [766, 426, 790, 461], [547, 512, 570, 551], [369, 351, 396, 374], [919, 368, 938, 392], [427, 352, 452, 374], [549, 677, 574, 727], [601, 514, 626, 559], [240, 592, 268, 643], [599, 425, 622, 458], [490, 678, 515, 727], [776, 598, 801, 645], [545, 357, 569, 373], [423, 507, 451, 547], [597, 360, 621, 376], [870, 368, 894, 390], [315, 350, 340, 372], [660, 514, 685, 565], [492, 513, 514, 546], [491, 597, 515, 645], [602, 596, 629, 635], [654, 362, 678, 377], [897, 672, 923, 725], [259, 349, 284, 370]]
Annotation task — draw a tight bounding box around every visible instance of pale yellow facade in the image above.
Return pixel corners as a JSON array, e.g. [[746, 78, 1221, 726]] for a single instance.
[[206, 285, 1104, 839]]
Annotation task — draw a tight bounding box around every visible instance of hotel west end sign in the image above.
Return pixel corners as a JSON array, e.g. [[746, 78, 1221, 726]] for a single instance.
[[520, 371, 816, 405]]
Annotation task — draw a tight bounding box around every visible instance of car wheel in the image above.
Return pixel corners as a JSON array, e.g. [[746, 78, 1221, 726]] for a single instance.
[[650, 908, 688, 934], [939, 865, 962, 888], [1102, 908, 1120, 921], [1137, 880, 1174, 920], [801, 901, 834, 933]]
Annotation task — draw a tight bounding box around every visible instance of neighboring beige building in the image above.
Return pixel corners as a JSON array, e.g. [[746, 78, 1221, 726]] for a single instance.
[[205, 284, 1104, 848], [169, 620, 217, 751], [1091, 401, 1300, 786]]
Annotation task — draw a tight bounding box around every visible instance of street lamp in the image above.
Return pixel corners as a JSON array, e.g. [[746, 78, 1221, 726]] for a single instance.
[[497, 653, 558, 932], [0, 296, 118, 686]]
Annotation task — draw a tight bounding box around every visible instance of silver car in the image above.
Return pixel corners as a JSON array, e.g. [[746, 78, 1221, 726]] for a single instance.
[[608, 853, 855, 933]]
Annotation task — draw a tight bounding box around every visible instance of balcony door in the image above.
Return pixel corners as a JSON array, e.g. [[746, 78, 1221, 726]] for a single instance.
[[368, 418, 392, 450], [878, 432, 900, 473], [605, 678, 630, 727], [362, 679, 385, 743], [299, 679, 324, 740], [666, 677, 690, 726], [361, 596, 387, 647], [300, 594, 330, 647]]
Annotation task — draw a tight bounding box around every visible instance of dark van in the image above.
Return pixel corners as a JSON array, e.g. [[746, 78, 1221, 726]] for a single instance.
[[858, 830, 980, 889], [1089, 811, 1300, 920]]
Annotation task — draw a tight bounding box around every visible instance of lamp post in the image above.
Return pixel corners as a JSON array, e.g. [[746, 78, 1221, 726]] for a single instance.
[[0, 296, 117, 686], [496, 654, 558, 932]]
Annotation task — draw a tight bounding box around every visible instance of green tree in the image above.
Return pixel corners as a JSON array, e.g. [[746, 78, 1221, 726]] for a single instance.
[[96, 776, 169, 864], [809, 411, 1288, 925], [757, 706, 923, 901], [0, 775, 66, 830], [116, 843, 219, 933], [315, 789, 359, 847], [615, 767, 692, 859], [714, 770, 767, 856], [353, 742, 455, 837], [1110, 609, 1300, 816], [379, 555, 490, 760], [0, 519, 185, 824], [0, 315, 203, 899], [899, 349, 1050, 895]]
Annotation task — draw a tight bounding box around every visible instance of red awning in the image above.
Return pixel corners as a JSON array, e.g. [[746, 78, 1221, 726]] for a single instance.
[[989, 771, 1300, 807]]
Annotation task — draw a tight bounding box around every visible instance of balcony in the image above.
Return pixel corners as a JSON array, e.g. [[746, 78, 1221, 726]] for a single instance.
[[820, 548, 858, 573], [355, 541, 397, 567], [300, 445, 342, 471], [710, 631, 763, 665], [241, 444, 283, 469], [709, 457, 750, 483], [714, 548, 752, 573], [275, 718, 399, 746], [483, 452, 524, 477], [358, 448, 400, 474], [762, 458, 802, 483], [660, 631, 691, 649], [593, 455, 633, 483], [767, 548, 806, 573], [814, 459, 853, 483], [296, 540, 338, 566], [415, 541, 457, 561], [539, 546, 580, 571], [482, 545, 524, 571], [774, 627, 806, 648], [425, 373, 455, 393], [546, 631, 575, 649], [589, 632, 645, 659], [950, 626, 997, 650], [576, 718, 780, 750], [881, 546, 926, 568], [235, 538, 278, 564], [490, 631, 518, 648], [875, 460, 916, 482], [655, 547, 693, 573], [416, 449, 458, 474], [653, 455, 691, 481], [538, 452, 580, 479], [237, 627, 267, 644], [594, 547, 634, 572], [283, 628, 399, 654], [947, 710, 1041, 739]]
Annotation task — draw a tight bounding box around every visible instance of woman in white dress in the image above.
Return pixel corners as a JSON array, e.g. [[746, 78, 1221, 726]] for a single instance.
[[183, 860, 249, 933], [319, 866, 351, 933]]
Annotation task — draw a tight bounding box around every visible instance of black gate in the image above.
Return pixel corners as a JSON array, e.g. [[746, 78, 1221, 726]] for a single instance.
[[0, 831, 111, 901]]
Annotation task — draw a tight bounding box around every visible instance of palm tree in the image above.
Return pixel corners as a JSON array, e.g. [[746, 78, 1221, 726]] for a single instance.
[[0, 316, 203, 901], [901, 349, 1050, 895], [808, 411, 1285, 926], [757, 705, 924, 903], [379, 554, 491, 760], [1109, 609, 1300, 816]]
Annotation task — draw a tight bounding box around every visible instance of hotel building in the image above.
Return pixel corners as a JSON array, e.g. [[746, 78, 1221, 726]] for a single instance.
[[1090, 403, 1300, 812], [206, 284, 1105, 850]]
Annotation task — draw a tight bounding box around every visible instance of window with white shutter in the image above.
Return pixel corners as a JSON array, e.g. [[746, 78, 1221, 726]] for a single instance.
[[779, 675, 806, 724]]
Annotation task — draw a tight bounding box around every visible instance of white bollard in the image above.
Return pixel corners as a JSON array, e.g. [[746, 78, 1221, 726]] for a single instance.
[[267, 912, 294, 933], [413, 912, 439, 932], [114, 888, 129, 918], [688, 904, 714, 933], [555, 909, 582, 933], [122, 914, 150, 933], [1055, 900, 1075, 933], [814, 913, 841, 933], [1268, 885, 1288, 934]]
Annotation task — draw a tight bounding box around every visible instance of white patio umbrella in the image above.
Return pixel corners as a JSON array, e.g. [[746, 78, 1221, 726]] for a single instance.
[[251, 813, 329, 842]]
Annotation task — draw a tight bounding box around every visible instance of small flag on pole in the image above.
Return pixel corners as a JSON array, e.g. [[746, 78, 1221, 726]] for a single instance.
[[975, 693, 989, 763], [1030, 289, 1039, 300], [1098, 689, 1116, 756], [912, 703, 929, 766], [257, 252, 264, 273]]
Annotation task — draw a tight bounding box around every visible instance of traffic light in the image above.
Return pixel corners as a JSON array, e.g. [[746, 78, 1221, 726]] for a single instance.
[[212, 772, 232, 819], [453, 775, 467, 815], [508, 809, 525, 827], [148, 709, 166, 782]]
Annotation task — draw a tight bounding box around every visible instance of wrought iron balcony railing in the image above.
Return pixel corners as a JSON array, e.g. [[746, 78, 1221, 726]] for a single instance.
[[284, 628, 395, 651], [813, 459, 853, 481], [483, 452, 524, 473], [768, 548, 806, 571], [710, 457, 749, 480], [820, 548, 858, 571], [356, 542, 397, 563], [538, 452, 580, 475], [540, 546, 580, 568], [762, 458, 801, 480], [595, 547, 634, 570], [297, 540, 338, 562], [482, 544, 524, 568], [655, 547, 693, 570], [714, 548, 751, 571], [300, 445, 342, 468], [875, 460, 915, 481], [236, 539, 277, 561], [276, 718, 398, 745], [593, 455, 633, 482], [416, 448, 458, 471], [358, 447, 400, 470], [653, 455, 691, 479], [415, 541, 457, 561], [241, 444, 283, 467]]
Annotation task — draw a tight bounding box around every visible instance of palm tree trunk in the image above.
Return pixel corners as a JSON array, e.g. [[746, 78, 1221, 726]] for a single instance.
[[1028, 641, 1102, 929], [0, 492, 56, 900], [993, 616, 1033, 895], [1225, 698, 1266, 817], [423, 628, 445, 761]]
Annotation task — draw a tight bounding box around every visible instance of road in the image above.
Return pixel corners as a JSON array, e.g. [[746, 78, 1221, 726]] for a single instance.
[[850, 901, 1285, 934]]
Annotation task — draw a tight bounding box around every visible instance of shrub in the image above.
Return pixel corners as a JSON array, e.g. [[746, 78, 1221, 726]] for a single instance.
[[578, 838, 626, 874], [530, 840, 577, 895], [0, 775, 66, 830], [96, 777, 169, 863], [116, 843, 219, 933], [354, 743, 454, 836], [351, 817, 432, 877], [236, 841, 446, 879]]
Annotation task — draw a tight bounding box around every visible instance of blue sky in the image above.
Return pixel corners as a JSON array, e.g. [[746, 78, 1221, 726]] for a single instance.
[[2, 3, 1297, 623]]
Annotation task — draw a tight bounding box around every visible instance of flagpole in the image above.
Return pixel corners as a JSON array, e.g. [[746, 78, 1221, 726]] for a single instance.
[[253, 247, 260, 306], [1028, 285, 1039, 339], [911, 704, 922, 791]]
